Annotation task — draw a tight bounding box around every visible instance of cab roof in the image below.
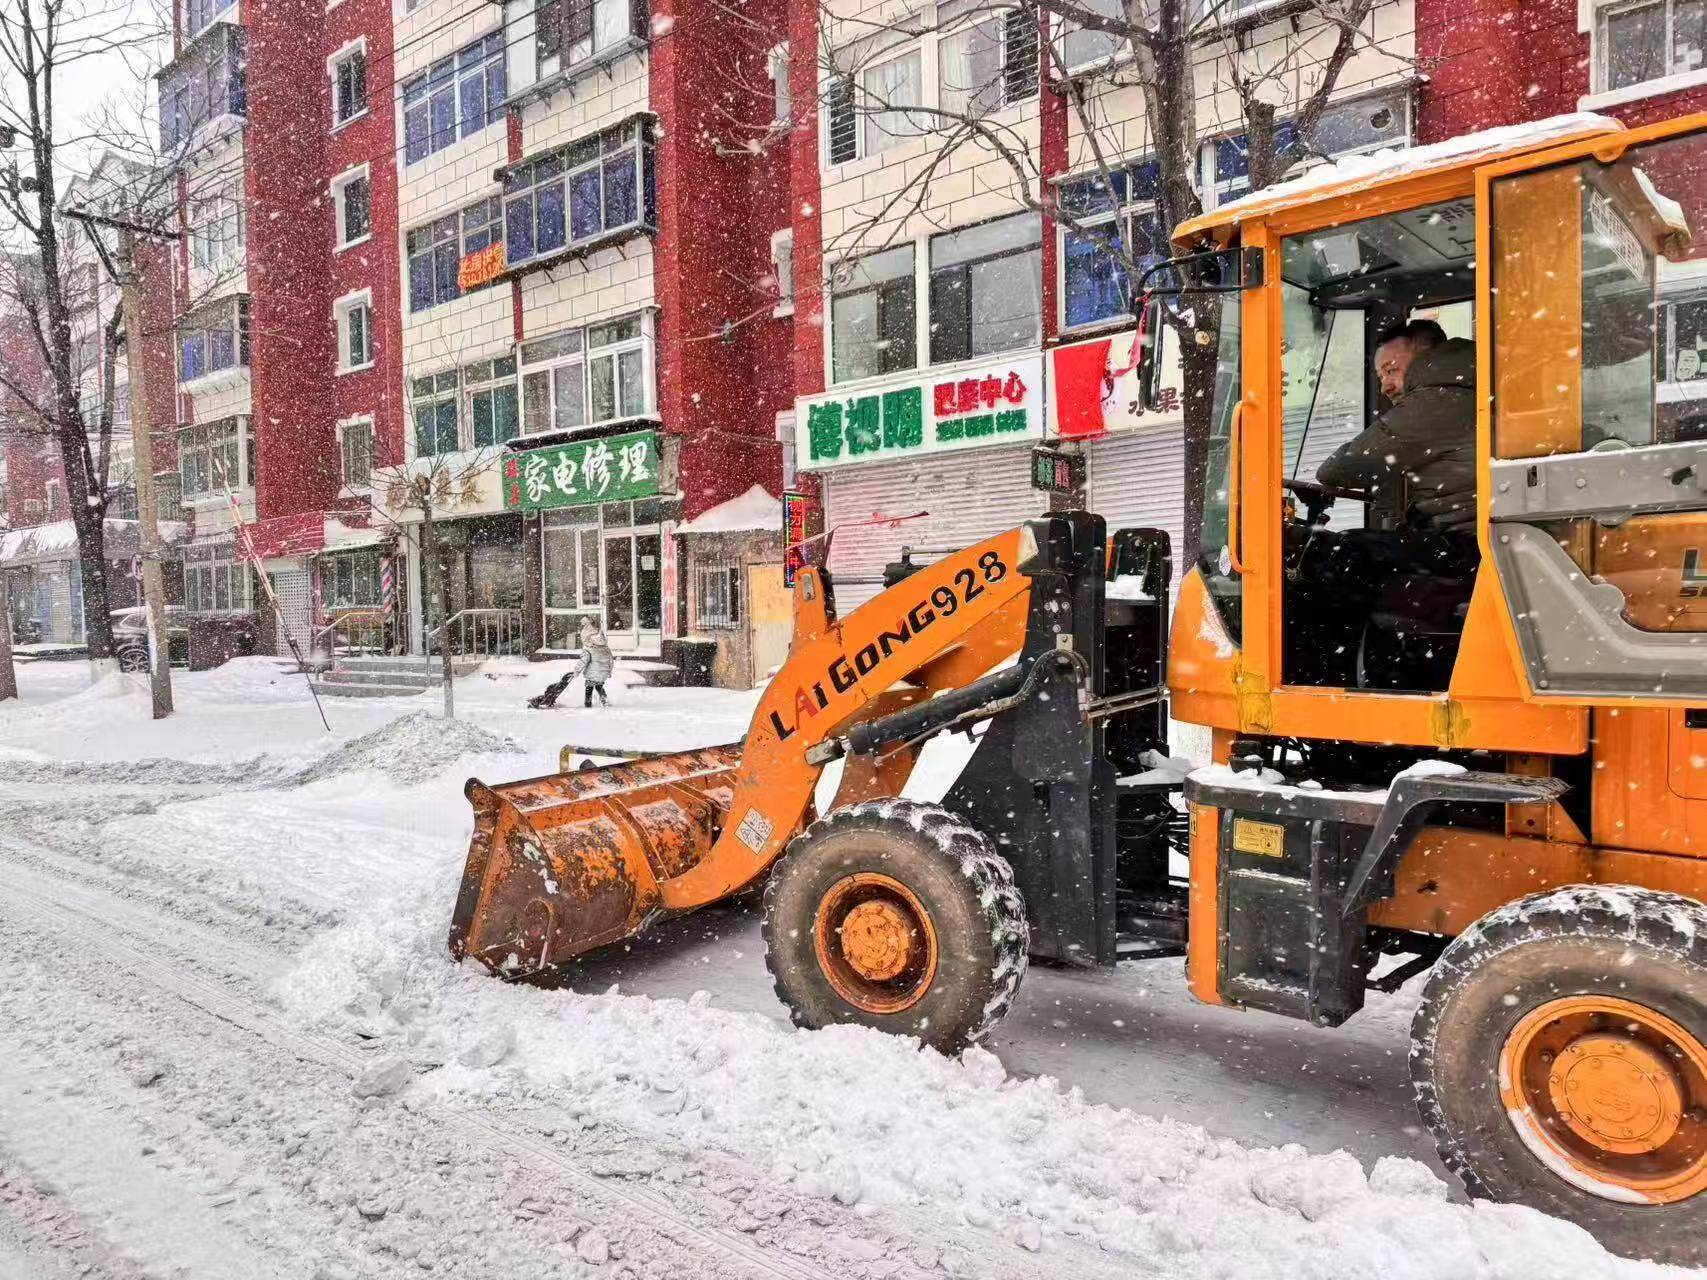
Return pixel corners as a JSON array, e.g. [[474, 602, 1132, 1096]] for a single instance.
[[1172, 112, 1625, 247]]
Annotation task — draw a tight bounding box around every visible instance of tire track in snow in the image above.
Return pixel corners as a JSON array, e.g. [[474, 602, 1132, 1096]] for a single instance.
[[0, 1049, 292, 1280], [0, 854, 861, 1280]]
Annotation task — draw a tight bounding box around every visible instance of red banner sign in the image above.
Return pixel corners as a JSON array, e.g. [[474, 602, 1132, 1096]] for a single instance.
[[457, 242, 507, 291]]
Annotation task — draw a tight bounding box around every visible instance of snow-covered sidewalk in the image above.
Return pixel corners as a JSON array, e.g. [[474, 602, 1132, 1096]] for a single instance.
[[0, 659, 1696, 1278]]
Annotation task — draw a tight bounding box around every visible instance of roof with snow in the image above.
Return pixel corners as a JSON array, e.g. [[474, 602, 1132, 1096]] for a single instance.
[[0, 518, 188, 567], [676, 484, 782, 536], [1175, 113, 1624, 244]]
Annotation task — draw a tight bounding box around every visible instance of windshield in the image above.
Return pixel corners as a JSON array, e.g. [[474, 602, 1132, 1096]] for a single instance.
[[1280, 282, 1366, 527]]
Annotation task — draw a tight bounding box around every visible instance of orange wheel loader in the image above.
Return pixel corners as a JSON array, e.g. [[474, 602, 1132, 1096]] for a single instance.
[[452, 112, 1707, 1262]]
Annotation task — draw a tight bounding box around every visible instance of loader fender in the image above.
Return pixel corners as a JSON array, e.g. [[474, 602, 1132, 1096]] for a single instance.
[[1182, 767, 1569, 1025]]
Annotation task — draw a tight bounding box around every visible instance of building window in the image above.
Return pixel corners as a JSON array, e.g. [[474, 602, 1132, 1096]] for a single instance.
[[938, 8, 1037, 117], [769, 43, 791, 122], [156, 473, 183, 523], [333, 168, 371, 247], [178, 417, 252, 497], [587, 318, 648, 422], [44, 479, 61, 517], [463, 195, 502, 261], [929, 212, 1039, 364], [407, 214, 459, 312], [772, 230, 794, 315], [183, 0, 236, 41], [340, 419, 374, 488], [1054, 0, 1126, 72], [825, 16, 1035, 168], [1600, 0, 1707, 92], [178, 296, 250, 382], [331, 42, 368, 127], [502, 120, 653, 269], [322, 550, 382, 608], [861, 48, 923, 158], [830, 245, 915, 383], [189, 180, 245, 268], [1058, 161, 1163, 331], [536, 0, 645, 81], [109, 486, 139, 520], [1055, 92, 1407, 331], [336, 292, 374, 372], [412, 371, 461, 456], [159, 24, 246, 152], [464, 355, 520, 447], [184, 552, 252, 614], [696, 564, 741, 628], [402, 31, 506, 165], [406, 195, 500, 312], [519, 311, 656, 436]]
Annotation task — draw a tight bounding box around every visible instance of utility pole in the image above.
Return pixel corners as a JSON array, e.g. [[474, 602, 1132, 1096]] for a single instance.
[[0, 573, 16, 701], [115, 225, 172, 718]]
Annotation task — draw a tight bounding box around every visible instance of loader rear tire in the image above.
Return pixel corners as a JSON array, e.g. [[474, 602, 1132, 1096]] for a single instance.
[[1411, 885, 1707, 1266], [762, 800, 1027, 1054]]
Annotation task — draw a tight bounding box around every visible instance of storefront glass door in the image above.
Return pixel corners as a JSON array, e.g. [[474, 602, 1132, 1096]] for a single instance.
[[599, 523, 662, 652]]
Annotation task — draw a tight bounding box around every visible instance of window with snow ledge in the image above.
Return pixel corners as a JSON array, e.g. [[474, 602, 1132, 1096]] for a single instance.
[[177, 295, 250, 386], [182, 0, 235, 42], [510, 0, 649, 104], [1592, 0, 1707, 99], [178, 416, 255, 500]]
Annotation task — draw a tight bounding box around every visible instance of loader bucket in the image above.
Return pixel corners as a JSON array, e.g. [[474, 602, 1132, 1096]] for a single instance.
[[449, 744, 744, 976]]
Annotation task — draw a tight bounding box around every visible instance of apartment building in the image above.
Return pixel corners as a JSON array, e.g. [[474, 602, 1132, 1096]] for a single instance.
[[152, 0, 404, 666], [135, 0, 797, 683], [0, 158, 180, 648], [377, 0, 792, 685]]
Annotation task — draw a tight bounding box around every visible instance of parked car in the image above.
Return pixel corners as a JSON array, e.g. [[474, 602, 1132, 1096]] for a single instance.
[[111, 605, 190, 672]]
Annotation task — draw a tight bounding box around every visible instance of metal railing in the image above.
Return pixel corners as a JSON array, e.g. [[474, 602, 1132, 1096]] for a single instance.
[[426, 607, 524, 659], [312, 609, 395, 657]]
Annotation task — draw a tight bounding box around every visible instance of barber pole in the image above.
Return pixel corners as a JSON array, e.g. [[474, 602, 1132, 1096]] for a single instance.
[[381, 556, 395, 616]]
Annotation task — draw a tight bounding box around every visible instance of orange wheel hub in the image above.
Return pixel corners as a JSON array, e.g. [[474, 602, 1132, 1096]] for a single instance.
[[813, 873, 938, 1015], [1500, 996, 1707, 1204]]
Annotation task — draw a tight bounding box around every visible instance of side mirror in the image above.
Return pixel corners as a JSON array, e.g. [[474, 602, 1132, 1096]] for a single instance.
[[1136, 296, 1166, 413]]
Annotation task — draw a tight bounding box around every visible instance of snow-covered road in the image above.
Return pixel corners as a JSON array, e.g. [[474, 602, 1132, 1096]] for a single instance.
[[0, 658, 1695, 1278]]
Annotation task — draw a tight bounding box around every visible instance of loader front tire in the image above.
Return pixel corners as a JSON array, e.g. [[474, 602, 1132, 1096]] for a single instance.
[[762, 800, 1027, 1054], [1411, 885, 1707, 1265]]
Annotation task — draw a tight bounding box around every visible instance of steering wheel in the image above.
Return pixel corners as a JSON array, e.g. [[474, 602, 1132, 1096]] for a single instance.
[[1283, 477, 1339, 526]]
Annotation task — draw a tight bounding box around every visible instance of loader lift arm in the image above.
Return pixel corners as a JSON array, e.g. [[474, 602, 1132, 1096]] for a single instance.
[[449, 521, 1056, 977]]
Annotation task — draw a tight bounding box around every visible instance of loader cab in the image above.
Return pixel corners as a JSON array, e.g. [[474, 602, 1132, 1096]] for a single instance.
[[1177, 112, 1707, 751]]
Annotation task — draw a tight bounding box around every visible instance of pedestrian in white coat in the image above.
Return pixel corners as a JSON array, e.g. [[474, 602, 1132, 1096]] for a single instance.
[[577, 617, 614, 707]]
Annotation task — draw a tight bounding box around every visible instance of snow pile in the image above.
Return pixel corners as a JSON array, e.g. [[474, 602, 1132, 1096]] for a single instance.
[[277, 880, 1686, 1279], [290, 711, 526, 786]]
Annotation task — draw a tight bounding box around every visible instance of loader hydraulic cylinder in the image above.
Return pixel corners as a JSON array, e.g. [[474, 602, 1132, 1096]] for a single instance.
[[845, 658, 1048, 756]]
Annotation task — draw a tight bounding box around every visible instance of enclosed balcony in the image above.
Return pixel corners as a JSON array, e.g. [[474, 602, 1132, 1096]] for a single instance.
[[157, 22, 247, 158]]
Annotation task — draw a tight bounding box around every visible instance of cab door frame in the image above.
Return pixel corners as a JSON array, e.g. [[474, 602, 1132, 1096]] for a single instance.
[[1230, 167, 1586, 754]]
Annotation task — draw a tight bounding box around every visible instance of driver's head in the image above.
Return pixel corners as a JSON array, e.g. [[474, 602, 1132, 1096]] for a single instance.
[[1374, 318, 1448, 401]]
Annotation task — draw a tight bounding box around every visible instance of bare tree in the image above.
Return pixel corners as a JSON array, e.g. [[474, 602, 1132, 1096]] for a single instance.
[[0, 0, 171, 672], [705, 0, 1404, 557]]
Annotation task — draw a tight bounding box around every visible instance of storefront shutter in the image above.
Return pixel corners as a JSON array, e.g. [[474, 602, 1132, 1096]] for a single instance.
[[1087, 425, 1187, 584], [822, 442, 1046, 612]]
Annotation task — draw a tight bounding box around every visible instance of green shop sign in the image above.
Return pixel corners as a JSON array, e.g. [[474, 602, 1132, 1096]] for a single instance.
[[503, 429, 660, 511], [795, 355, 1044, 471]]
